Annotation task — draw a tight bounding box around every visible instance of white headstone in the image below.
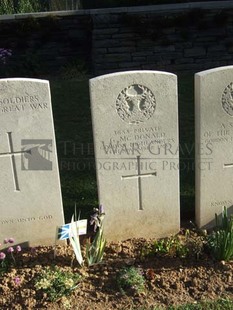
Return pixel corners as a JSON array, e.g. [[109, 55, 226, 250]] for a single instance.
[[90, 71, 180, 241], [0, 78, 64, 247], [195, 66, 233, 228]]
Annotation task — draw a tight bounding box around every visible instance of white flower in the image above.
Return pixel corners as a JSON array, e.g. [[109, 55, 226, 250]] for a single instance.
[[64, 278, 74, 289]]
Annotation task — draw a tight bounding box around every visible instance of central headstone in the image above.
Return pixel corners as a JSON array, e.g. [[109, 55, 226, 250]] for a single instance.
[[90, 71, 180, 241], [195, 66, 233, 228], [0, 78, 64, 247]]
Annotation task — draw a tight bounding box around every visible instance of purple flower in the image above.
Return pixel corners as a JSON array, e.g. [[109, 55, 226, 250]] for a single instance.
[[16, 245, 21, 252], [7, 247, 14, 253], [90, 205, 105, 232], [90, 212, 99, 232], [4, 238, 14, 244], [14, 277, 21, 286], [99, 204, 105, 215], [0, 252, 6, 260], [0, 48, 12, 64]]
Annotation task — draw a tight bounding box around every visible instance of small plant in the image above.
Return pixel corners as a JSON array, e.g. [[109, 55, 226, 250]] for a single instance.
[[207, 207, 233, 261], [185, 229, 206, 259], [86, 205, 106, 266], [68, 204, 106, 267], [175, 237, 190, 259], [34, 266, 81, 302], [141, 235, 189, 258], [0, 238, 22, 275], [117, 266, 145, 295]]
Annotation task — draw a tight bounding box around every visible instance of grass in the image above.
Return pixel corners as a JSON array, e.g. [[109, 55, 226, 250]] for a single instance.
[[168, 298, 233, 310], [133, 298, 233, 309], [50, 74, 195, 223]]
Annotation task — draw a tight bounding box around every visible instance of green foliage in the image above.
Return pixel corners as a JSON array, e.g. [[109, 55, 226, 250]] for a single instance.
[[68, 205, 106, 267], [132, 298, 233, 309], [142, 234, 189, 259], [0, 0, 51, 14], [208, 207, 233, 261], [86, 227, 106, 266], [141, 230, 207, 260], [69, 214, 83, 267], [18, 0, 40, 13], [0, 257, 9, 277], [0, 238, 22, 276], [167, 298, 233, 310], [34, 266, 81, 302], [0, 0, 40, 14], [117, 266, 145, 295], [86, 206, 106, 266], [0, 0, 15, 14]]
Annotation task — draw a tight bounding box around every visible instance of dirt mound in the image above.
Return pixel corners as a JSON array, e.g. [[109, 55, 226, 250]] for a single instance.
[[0, 236, 232, 309]]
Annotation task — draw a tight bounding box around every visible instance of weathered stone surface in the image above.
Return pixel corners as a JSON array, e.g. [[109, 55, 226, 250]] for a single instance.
[[195, 66, 233, 228], [90, 71, 180, 241], [0, 78, 64, 247]]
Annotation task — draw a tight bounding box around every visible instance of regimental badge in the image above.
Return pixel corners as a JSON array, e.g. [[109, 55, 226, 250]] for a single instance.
[[116, 84, 156, 124], [222, 82, 233, 116]]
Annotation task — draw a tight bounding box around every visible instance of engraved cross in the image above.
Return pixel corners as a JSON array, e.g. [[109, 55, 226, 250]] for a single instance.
[[0, 132, 30, 191], [121, 156, 157, 211]]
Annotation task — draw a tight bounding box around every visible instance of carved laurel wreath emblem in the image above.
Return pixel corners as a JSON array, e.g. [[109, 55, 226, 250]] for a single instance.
[[116, 84, 156, 124], [222, 82, 233, 116]]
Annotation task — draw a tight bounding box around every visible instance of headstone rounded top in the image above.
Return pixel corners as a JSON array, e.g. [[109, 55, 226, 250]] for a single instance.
[[0, 78, 48, 83], [90, 70, 177, 82], [195, 65, 233, 77]]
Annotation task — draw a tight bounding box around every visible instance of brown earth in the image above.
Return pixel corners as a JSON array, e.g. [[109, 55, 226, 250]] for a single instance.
[[0, 229, 232, 310]]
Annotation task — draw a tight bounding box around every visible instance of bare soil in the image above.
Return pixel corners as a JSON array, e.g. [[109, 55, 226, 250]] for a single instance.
[[0, 229, 232, 310]]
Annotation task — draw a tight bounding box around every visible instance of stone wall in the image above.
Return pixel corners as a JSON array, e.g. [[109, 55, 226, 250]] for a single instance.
[[1, 1, 233, 77], [92, 1, 233, 75], [0, 12, 92, 77]]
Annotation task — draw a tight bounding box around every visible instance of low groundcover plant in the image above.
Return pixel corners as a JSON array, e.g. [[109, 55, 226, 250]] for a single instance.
[[34, 266, 81, 302], [117, 266, 146, 295], [0, 237, 22, 275]]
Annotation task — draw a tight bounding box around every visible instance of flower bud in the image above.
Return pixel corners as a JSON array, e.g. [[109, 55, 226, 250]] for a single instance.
[[0, 252, 6, 260], [7, 247, 14, 253], [16, 245, 22, 252]]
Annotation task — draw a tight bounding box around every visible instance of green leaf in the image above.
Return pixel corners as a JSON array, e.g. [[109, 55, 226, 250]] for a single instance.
[[69, 215, 83, 266]]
